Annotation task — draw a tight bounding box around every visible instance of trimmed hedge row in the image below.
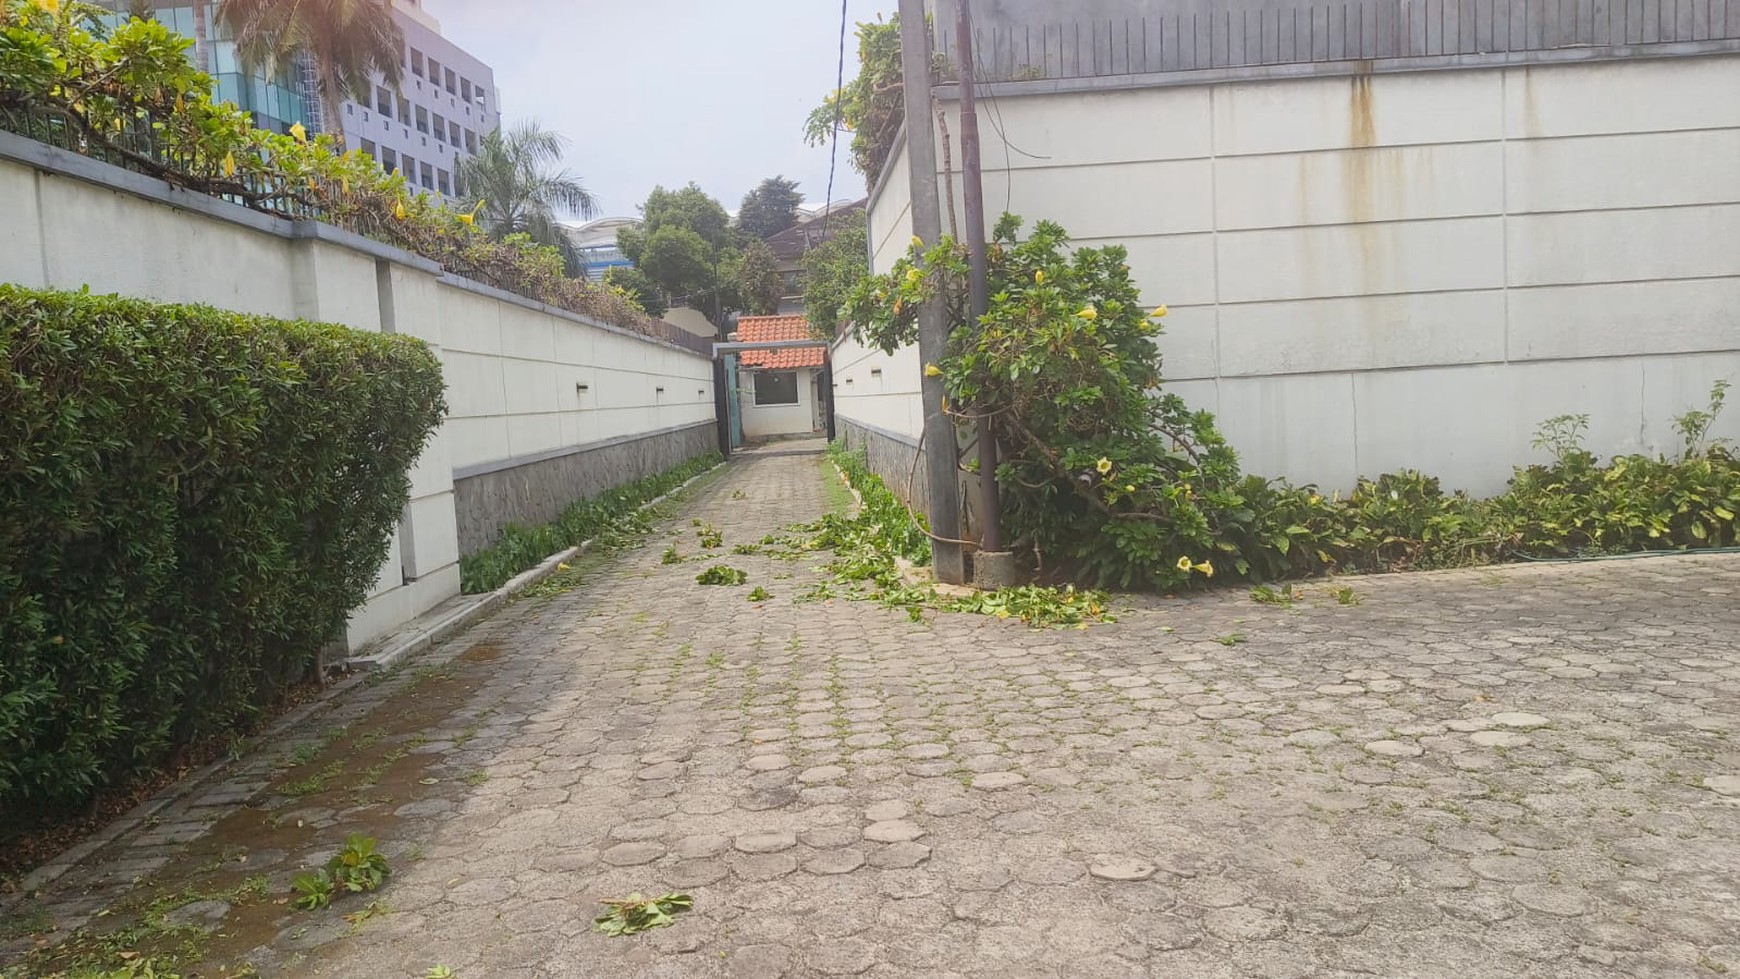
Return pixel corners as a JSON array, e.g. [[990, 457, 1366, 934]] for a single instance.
[[0, 286, 446, 811]]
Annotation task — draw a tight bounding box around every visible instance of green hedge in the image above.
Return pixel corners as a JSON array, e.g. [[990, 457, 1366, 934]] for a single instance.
[[0, 286, 446, 811]]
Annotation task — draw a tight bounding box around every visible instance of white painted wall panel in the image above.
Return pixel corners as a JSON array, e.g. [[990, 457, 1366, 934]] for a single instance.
[[986, 158, 1216, 238], [1214, 142, 1504, 230], [1213, 71, 1502, 156], [1218, 291, 1507, 375], [1505, 130, 1740, 214], [1508, 278, 1740, 361], [1506, 205, 1740, 286], [1502, 58, 1740, 139], [971, 88, 1213, 171], [1217, 217, 1505, 303]]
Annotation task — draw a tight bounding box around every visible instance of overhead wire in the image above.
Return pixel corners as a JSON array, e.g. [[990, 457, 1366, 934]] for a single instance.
[[823, 0, 850, 238]]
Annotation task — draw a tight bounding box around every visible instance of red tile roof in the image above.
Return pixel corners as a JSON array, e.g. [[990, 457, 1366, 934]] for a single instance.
[[736, 315, 825, 370]]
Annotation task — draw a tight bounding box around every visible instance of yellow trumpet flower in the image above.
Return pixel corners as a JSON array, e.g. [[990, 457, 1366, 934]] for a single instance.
[[1096, 458, 1113, 474], [1034, 270, 1045, 284], [394, 200, 408, 221], [289, 122, 307, 143], [924, 363, 942, 377], [457, 212, 474, 226], [1194, 561, 1215, 577], [340, 176, 350, 194], [221, 151, 236, 177], [1077, 306, 1098, 321], [910, 235, 923, 249], [905, 268, 921, 284], [1176, 556, 1193, 573], [34, 0, 60, 14], [1149, 305, 1169, 319], [1125, 484, 1135, 492]]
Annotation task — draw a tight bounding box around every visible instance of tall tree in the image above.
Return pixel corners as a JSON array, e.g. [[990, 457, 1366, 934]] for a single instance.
[[737, 176, 803, 239], [457, 121, 599, 271], [618, 183, 738, 324], [731, 239, 784, 316], [215, 0, 404, 149]]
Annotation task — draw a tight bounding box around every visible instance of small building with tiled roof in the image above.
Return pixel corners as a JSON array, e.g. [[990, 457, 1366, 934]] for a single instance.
[[733, 315, 826, 442]]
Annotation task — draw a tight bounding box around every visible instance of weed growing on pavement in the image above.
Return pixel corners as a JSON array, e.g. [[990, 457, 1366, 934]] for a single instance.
[[1217, 633, 1246, 646], [1330, 585, 1362, 606], [594, 892, 693, 936], [661, 545, 683, 565], [696, 524, 724, 549], [747, 586, 772, 602], [291, 835, 389, 911]]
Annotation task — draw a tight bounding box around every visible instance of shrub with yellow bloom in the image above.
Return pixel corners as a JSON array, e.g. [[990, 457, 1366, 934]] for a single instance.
[[1096, 458, 1113, 474]]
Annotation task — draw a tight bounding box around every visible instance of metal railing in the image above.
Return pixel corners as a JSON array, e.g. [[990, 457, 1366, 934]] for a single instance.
[[936, 0, 1740, 82]]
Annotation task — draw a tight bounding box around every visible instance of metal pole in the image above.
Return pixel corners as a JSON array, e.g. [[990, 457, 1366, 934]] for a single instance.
[[898, 0, 967, 585], [957, 0, 1002, 554]]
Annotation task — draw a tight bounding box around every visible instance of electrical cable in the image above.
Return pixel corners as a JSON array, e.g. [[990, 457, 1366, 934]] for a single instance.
[[823, 0, 849, 239]]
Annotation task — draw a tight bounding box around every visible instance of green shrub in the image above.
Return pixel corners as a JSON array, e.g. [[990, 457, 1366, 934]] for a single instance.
[[459, 453, 721, 593], [0, 286, 445, 811]]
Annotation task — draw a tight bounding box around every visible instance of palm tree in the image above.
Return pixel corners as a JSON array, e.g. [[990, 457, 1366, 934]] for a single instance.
[[215, 0, 404, 150], [457, 122, 600, 272]]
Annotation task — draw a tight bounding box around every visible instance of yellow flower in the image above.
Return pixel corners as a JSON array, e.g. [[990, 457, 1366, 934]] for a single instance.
[[34, 0, 59, 13], [1309, 493, 1322, 505], [1034, 269, 1045, 285], [1096, 458, 1112, 474], [1195, 561, 1215, 577], [910, 235, 923, 249], [994, 608, 1010, 619], [457, 212, 474, 226], [1125, 484, 1135, 492], [905, 268, 921, 284], [1176, 556, 1193, 572], [289, 122, 307, 143], [924, 363, 942, 377], [340, 176, 350, 194], [221, 151, 236, 177], [394, 200, 408, 221], [1149, 305, 1169, 319], [556, 562, 570, 571], [1077, 306, 1098, 320]]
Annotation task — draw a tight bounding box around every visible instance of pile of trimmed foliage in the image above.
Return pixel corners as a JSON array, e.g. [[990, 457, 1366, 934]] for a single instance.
[[846, 214, 1740, 589], [0, 286, 445, 813]]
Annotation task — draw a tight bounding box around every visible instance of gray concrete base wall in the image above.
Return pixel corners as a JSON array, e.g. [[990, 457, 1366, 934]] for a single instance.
[[840, 418, 932, 518], [455, 421, 718, 556]]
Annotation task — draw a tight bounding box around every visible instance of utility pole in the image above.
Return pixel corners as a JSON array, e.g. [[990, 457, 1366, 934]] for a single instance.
[[956, 0, 1004, 560], [897, 0, 967, 585]]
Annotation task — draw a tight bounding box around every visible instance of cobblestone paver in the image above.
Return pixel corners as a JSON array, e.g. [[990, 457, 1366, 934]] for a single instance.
[[7, 448, 1740, 978]]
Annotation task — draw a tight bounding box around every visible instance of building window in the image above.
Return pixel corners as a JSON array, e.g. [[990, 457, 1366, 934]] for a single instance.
[[460, 78, 472, 102], [427, 57, 441, 86], [438, 169, 451, 196], [444, 68, 457, 94], [345, 102, 354, 115], [433, 112, 446, 142], [449, 121, 462, 146], [398, 95, 411, 121], [464, 128, 477, 153], [411, 49, 424, 77], [752, 371, 800, 407], [415, 106, 429, 134], [360, 138, 377, 159], [376, 86, 392, 116], [420, 162, 433, 189], [380, 147, 396, 173]]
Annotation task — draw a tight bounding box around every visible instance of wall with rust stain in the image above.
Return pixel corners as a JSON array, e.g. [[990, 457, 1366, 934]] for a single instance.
[[845, 53, 1740, 496]]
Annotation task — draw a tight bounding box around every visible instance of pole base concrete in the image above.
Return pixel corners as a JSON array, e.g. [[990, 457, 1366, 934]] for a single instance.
[[972, 551, 1020, 591]]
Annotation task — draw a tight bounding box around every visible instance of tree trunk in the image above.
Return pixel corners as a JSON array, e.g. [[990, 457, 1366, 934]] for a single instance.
[[321, 67, 347, 152]]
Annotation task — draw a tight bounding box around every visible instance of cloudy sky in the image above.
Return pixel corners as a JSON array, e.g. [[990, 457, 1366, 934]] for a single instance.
[[424, 0, 898, 220]]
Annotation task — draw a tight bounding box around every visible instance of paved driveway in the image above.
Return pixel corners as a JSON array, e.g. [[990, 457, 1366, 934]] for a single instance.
[[10, 448, 1740, 978]]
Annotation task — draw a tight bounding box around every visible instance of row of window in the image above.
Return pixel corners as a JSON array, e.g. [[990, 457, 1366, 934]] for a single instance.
[[364, 88, 479, 152], [407, 47, 486, 110], [359, 140, 455, 197]]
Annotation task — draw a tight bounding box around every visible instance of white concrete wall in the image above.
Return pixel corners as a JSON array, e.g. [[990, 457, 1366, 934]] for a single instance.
[[831, 332, 926, 441], [738, 368, 821, 439], [0, 145, 714, 651], [843, 55, 1740, 495]]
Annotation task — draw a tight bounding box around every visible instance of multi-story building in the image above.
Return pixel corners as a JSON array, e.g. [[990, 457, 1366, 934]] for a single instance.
[[342, 0, 499, 202], [102, 0, 498, 203], [561, 216, 641, 283]]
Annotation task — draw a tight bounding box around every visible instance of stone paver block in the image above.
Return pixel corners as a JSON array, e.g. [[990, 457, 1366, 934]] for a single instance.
[[863, 819, 925, 843], [1089, 857, 1158, 882], [735, 830, 798, 854]]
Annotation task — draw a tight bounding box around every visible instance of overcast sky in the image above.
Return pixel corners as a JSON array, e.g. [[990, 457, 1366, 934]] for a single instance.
[[423, 0, 899, 220]]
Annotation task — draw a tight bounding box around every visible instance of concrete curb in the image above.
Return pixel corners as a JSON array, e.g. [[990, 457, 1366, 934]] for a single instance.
[[2, 458, 726, 910]]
